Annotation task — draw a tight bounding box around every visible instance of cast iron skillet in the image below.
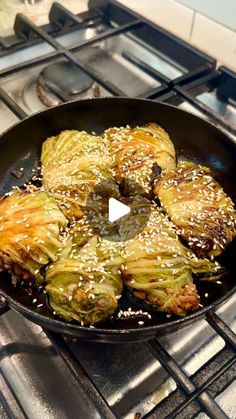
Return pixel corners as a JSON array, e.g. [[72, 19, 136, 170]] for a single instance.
[[0, 98, 235, 343]]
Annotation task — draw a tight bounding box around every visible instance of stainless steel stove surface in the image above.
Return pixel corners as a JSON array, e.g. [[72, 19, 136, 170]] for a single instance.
[[0, 293, 235, 419], [0, 2, 236, 419], [173, 67, 236, 137], [0, 23, 186, 114], [197, 92, 236, 129]]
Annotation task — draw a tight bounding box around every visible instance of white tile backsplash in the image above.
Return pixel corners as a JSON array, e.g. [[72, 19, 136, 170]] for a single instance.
[[176, 0, 236, 32], [117, 0, 194, 41], [190, 13, 236, 71], [117, 0, 236, 72]]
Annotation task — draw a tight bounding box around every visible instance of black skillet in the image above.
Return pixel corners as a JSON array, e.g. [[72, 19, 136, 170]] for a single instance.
[[0, 97, 235, 343]]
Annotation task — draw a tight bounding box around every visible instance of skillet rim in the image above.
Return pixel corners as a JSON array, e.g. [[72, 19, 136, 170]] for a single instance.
[[0, 281, 235, 336], [0, 96, 235, 337], [0, 96, 235, 143]]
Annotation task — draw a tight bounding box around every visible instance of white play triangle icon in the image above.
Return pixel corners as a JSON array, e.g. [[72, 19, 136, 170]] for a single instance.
[[108, 198, 130, 222]]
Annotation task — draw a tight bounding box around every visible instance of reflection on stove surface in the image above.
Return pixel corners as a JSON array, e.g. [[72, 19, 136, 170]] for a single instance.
[[73, 30, 186, 96], [100, 31, 185, 80], [197, 91, 236, 129], [178, 100, 205, 118], [77, 46, 159, 97]]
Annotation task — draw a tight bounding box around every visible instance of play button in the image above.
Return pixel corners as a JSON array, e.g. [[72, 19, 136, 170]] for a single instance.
[[85, 179, 151, 241], [108, 198, 130, 222]]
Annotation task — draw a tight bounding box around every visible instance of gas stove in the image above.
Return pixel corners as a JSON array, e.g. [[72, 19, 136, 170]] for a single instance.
[[0, 2, 235, 419]]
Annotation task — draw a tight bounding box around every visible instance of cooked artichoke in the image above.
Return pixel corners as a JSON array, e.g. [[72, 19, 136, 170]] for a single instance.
[[154, 162, 236, 258], [46, 236, 124, 325], [121, 204, 223, 316], [0, 190, 67, 284], [41, 130, 118, 220], [104, 122, 176, 195]]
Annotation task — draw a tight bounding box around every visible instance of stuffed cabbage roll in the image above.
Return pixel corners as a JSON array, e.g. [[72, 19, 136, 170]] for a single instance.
[[154, 162, 236, 258], [121, 203, 223, 316], [0, 190, 67, 284], [46, 236, 124, 325], [103, 123, 176, 195], [41, 130, 118, 220]]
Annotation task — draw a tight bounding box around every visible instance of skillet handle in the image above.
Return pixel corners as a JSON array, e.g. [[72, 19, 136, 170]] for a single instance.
[[0, 297, 9, 316]]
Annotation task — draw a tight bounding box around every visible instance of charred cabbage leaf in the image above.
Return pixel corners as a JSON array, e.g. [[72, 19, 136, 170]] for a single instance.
[[121, 203, 223, 316], [154, 162, 236, 257], [46, 235, 124, 325], [0, 190, 67, 284], [103, 123, 176, 195], [41, 130, 118, 220]]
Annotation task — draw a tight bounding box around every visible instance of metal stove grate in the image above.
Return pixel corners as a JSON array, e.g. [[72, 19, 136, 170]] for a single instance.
[[0, 297, 235, 419], [0, 2, 235, 419], [175, 67, 236, 136], [0, 1, 216, 99], [153, 69, 236, 139]]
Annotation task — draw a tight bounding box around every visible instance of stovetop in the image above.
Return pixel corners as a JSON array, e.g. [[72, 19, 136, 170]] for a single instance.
[[0, 2, 236, 419], [0, 294, 235, 419]]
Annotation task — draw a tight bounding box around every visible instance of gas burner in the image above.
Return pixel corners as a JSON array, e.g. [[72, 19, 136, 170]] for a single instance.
[[37, 84, 61, 108], [21, 61, 100, 113], [22, 76, 61, 112], [37, 61, 94, 106]]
